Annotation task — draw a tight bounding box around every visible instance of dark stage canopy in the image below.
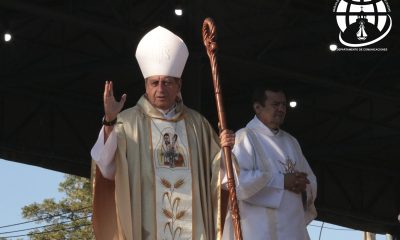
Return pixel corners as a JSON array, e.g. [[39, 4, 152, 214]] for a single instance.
[[0, 0, 399, 236]]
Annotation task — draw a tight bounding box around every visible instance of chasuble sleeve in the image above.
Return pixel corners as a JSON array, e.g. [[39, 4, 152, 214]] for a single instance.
[[231, 129, 285, 208], [91, 126, 117, 180], [92, 113, 134, 240], [293, 138, 317, 224]]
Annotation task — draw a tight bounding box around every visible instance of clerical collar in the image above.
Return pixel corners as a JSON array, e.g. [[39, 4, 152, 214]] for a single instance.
[[270, 128, 280, 135], [252, 115, 280, 136], [156, 104, 177, 119]]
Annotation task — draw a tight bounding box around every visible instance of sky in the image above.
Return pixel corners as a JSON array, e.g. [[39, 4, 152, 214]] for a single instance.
[[0, 158, 390, 240], [0, 159, 65, 240]]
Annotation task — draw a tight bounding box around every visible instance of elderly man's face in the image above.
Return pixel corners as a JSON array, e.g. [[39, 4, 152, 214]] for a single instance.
[[145, 75, 181, 110], [255, 90, 287, 130]]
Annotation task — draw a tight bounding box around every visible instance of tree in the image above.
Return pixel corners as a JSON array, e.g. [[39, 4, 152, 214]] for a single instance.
[[21, 175, 93, 240]]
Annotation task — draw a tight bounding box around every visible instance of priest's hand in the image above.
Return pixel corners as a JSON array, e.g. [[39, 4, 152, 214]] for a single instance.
[[220, 129, 235, 148], [104, 81, 127, 122], [284, 172, 310, 194]]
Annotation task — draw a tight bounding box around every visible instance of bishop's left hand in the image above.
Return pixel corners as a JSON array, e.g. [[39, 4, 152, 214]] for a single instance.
[[220, 129, 235, 148]]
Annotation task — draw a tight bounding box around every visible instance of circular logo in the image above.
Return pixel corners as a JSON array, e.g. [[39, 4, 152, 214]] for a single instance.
[[333, 0, 392, 47]]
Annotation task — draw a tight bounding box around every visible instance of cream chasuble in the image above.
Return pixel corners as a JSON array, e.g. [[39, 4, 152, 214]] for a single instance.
[[92, 96, 222, 240]]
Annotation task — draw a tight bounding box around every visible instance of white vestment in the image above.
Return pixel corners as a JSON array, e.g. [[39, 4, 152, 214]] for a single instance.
[[222, 116, 317, 240]]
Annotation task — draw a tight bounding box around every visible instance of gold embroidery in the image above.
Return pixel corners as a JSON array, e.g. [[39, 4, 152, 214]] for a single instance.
[[174, 179, 184, 188], [163, 208, 174, 219], [161, 178, 172, 188], [161, 178, 187, 239], [279, 157, 296, 173]]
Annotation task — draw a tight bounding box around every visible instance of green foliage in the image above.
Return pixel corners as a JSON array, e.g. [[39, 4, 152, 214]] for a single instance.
[[21, 175, 93, 240]]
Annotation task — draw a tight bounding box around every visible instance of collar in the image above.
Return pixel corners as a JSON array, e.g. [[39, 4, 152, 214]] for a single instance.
[[156, 104, 177, 119], [246, 115, 281, 136], [137, 95, 184, 121]]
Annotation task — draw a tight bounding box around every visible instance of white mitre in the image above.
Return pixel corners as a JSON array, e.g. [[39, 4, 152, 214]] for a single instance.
[[135, 26, 189, 79]]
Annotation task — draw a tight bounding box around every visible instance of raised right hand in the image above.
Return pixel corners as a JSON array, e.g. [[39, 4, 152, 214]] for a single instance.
[[104, 81, 127, 121]]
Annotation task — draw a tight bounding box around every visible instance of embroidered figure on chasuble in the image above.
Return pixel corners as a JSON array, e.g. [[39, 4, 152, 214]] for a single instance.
[[154, 124, 188, 169], [151, 118, 193, 239]]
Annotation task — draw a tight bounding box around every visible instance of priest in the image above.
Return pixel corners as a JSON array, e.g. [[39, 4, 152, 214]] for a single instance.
[[222, 85, 317, 240], [91, 26, 234, 240]]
